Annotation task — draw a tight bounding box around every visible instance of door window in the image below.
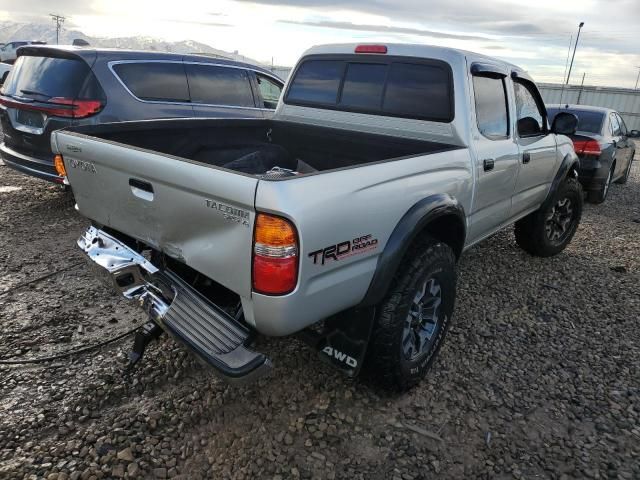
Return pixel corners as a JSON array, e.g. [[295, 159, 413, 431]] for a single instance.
[[610, 114, 621, 136], [514, 81, 545, 137], [186, 64, 255, 107], [256, 74, 282, 109], [473, 75, 509, 139], [615, 113, 627, 136]]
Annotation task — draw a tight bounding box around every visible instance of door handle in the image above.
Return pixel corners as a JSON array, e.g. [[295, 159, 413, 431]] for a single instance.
[[483, 159, 495, 172], [522, 152, 531, 164], [129, 178, 154, 201]]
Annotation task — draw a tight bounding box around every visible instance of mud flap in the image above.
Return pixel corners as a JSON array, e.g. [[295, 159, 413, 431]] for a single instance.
[[300, 307, 375, 377]]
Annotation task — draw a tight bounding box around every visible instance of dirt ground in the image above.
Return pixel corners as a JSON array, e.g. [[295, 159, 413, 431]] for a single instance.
[[0, 144, 638, 480]]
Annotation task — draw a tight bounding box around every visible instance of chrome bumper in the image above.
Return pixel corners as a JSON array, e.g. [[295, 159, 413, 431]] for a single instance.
[[78, 226, 271, 383]]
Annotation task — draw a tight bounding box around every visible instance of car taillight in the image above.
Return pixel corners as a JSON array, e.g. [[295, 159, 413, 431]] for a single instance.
[[253, 213, 298, 295], [0, 96, 103, 118], [355, 45, 388, 54], [572, 139, 601, 156]]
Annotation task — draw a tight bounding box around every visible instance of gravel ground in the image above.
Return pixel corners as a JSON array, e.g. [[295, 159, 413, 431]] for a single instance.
[[0, 143, 638, 480]]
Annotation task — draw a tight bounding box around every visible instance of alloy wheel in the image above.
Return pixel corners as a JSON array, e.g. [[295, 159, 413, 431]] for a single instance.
[[545, 197, 574, 243], [402, 277, 442, 360]]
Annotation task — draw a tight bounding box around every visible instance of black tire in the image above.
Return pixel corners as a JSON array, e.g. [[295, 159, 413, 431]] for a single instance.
[[515, 177, 583, 257], [367, 236, 456, 391], [615, 155, 633, 185], [587, 165, 613, 204]]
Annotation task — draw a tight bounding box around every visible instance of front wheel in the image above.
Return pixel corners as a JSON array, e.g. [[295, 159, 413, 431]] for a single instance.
[[367, 236, 456, 391], [515, 177, 583, 257]]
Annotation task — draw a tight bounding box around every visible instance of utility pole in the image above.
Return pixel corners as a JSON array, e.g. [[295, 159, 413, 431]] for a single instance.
[[635, 67, 640, 90], [576, 73, 586, 105], [566, 22, 584, 85], [49, 14, 65, 44]]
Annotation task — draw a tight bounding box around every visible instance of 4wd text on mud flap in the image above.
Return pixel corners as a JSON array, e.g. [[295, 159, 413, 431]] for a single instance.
[[322, 346, 357, 368], [309, 234, 379, 265]]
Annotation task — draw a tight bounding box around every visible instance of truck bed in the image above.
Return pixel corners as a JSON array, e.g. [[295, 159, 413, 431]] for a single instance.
[[64, 118, 459, 177]]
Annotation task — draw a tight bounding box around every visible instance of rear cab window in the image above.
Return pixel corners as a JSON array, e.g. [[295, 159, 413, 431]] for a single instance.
[[284, 55, 454, 122]]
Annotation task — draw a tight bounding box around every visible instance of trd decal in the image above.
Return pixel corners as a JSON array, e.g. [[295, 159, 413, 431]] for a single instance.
[[309, 234, 378, 265]]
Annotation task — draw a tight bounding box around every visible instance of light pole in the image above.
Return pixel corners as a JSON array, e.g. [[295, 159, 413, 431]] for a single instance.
[[565, 22, 584, 85]]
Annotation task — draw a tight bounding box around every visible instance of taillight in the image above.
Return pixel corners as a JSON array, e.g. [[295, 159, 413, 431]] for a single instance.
[[355, 45, 388, 54], [54, 154, 67, 177], [572, 139, 601, 156], [0, 96, 103, 118], [253, 213, 298, 295]]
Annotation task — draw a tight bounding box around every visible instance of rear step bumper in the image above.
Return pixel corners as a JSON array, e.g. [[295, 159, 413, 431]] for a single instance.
[[77, 225, 271, 383]]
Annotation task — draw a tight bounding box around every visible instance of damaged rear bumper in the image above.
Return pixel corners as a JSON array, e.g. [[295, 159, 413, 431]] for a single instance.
[[77, 226, 271, 383]]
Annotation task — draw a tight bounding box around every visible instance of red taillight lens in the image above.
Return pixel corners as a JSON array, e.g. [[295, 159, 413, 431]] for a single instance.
[[572, 139, 601, 156], [355, 45, 387, 54], [253, 213, 298, 295], [0, 96, 103, 118]]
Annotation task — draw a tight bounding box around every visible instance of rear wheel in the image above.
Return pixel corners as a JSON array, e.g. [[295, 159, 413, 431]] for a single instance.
[[587, 165, 613, 203], [615, 155, 634, 185], [515, 177, 583, 257], [367, 236, 456, 391]]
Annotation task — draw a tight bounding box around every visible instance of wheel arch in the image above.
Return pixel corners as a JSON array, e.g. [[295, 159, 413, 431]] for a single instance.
[[359, 194, 465, 307], [542, 153, 580, 210]]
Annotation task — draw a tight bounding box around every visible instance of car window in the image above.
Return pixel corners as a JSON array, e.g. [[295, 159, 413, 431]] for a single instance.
[[615, 113, 627, 136], [610, 114, 621, 136], [15, 42, 28, 47], [287, 60, 344, 105], [547, 109, 604, 134], [2, 55, 92, 99], [382, 62, 452, 121], [514, 81, 545, 136], [255, 74, 282, 109], [113, 62, 189, 102], [186, 64, 255, 107], [340, 63, 387, 109], [473, 75, 509, 139]]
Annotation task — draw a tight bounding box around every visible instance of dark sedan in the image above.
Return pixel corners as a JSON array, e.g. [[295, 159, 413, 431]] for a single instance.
[[547, 104, 636, 204]]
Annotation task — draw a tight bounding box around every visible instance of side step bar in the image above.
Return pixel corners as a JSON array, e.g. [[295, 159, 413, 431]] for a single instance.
[[78, 226, 271, 383]]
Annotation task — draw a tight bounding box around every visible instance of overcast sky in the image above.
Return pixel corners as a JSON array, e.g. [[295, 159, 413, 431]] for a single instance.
[[2, 0, 639, 87]]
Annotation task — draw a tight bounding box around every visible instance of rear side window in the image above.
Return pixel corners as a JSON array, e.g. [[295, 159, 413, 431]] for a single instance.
[[113, 62, 189, 102], [2, 55, 91, 99], [185, 64, 255, 107], [285, 57, 453, 122], [473, 75, 509, 138]]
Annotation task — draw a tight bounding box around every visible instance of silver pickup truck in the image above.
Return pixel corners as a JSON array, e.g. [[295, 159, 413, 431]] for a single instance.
[[53, 43, 582, 390]]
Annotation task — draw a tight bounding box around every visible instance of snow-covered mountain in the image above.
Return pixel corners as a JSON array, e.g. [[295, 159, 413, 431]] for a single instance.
[[0, 20, 261, 63]]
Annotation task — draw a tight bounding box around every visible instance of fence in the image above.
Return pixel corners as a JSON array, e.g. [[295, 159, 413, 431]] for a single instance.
[[538, 83, 640, 131]]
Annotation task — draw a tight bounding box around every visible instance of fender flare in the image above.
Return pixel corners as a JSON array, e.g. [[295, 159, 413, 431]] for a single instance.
[[359, 193, 465, 307], [542, 153, 580, 210]]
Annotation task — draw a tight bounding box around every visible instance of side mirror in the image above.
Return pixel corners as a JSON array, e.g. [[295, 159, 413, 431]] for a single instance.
[[551, 112, 578, 136], [629, 130, 640, 138]]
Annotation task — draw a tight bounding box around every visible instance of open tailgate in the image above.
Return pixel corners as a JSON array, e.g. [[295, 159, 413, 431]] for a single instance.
[[53, 129, 259, 296]]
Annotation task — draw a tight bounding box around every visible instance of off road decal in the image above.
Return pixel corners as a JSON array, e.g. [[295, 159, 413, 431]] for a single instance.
[[309, 234, 378, 265]]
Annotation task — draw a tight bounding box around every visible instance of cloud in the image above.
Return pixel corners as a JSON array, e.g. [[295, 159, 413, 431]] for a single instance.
[[278, 19, 491, 41]]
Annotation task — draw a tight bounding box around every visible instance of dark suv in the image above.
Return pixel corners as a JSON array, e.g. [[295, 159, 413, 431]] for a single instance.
[[0, 46, 284, 184]]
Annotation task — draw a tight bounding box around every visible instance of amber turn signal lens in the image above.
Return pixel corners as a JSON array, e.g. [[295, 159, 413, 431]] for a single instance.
[[254, 213, 297, 247], [54, 154, 67, 177]]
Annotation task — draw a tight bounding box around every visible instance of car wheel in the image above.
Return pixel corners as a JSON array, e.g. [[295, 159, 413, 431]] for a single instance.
[[587, 165, 613, 203], [367, 236, 456, 391], [515, 177, 583, 257], [615, 154, 634, 185]]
